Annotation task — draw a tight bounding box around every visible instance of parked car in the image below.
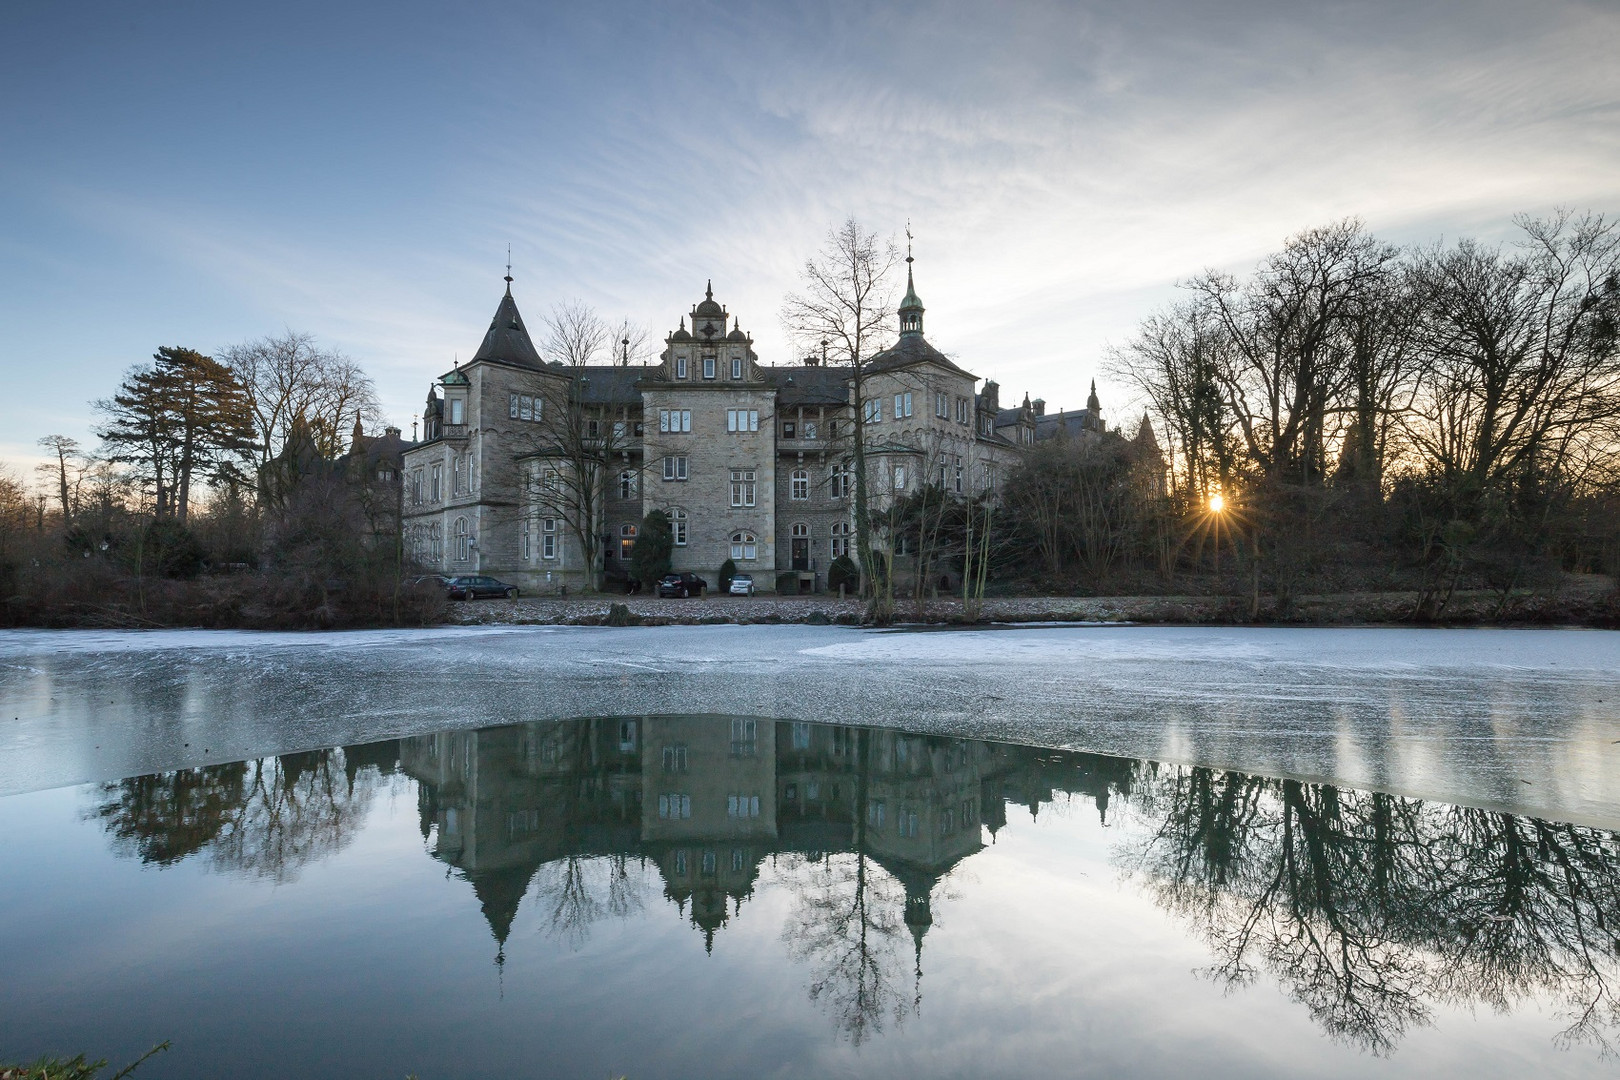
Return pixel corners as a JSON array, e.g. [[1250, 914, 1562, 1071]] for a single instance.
[[443, 575, 520, 600], [656, 572, 708, 598], [728, 573, 756, 596]]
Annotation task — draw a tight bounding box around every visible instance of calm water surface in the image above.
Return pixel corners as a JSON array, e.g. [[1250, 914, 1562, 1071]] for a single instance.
[[2, 714, 1617, 1078]]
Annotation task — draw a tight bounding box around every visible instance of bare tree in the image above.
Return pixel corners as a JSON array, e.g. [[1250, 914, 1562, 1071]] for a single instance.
[[35, 435, 82, 524], [782, 219, 902, 609], [516, 301, 639, 591], [221, 330, 382, 465]]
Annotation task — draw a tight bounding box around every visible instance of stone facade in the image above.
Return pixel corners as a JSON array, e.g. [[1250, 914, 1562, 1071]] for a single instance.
[[401, 267, 1105, 593]]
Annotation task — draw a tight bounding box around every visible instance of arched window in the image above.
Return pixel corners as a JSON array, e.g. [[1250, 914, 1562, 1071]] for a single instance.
[[619, 522, 638, 562], [454, 517, 470, 562], [830, 521, 852, 557], [790, 468, 810, 501], [730, 531, 757, 561], [669, 508, 688, 547], [791, 522, 809, 538]]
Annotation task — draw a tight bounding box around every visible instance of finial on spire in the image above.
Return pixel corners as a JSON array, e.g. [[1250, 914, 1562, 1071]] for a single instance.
[[906, 220, 914, 265], [504, 244, 513, 294], [706, 279, 713, 300]]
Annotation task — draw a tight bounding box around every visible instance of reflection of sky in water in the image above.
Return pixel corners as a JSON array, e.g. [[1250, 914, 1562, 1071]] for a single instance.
[[1, 716, 1616, 1079]]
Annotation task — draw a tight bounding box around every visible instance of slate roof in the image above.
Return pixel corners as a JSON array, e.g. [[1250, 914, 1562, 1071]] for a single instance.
[[866, 333, 976, 380], [570, 365, 646, 404], [766, 365, 850, 406], [471, 288, 545, 370]]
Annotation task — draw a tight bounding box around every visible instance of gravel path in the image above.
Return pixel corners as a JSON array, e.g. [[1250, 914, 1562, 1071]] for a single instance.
[[446, 583, 1617, 626]]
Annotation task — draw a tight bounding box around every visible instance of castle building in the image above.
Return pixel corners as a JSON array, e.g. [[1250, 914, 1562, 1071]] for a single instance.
[[400, 260, 1110, 593]]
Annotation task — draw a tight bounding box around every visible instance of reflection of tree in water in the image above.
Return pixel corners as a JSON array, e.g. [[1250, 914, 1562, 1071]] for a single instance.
[[779, 850, 913, 1045], [93, 747, 384, 883], [531, 854, 651, 950], [1121, 766, 1620, 1056]]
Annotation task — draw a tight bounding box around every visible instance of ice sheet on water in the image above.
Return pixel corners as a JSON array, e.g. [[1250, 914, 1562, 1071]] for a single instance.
[[1, 624, 1617, 828]]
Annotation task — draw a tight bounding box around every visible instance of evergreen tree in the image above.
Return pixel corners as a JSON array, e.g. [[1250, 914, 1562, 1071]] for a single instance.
[[630, 509, 673, 588], [97, 347, 258, 522]]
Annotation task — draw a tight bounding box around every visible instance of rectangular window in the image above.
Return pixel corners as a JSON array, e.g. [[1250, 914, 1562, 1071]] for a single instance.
[[894, 392, 912, 418], [410, 470, 422, 506], [729, 469, 756, 507], [430, 464, 442, 501], [782, 421, 796, 439], [726, 794, 761, 818], [730, 357, 742, 379], [663, 455, 688, 481], [726, 409, 759, 432], [542, 518, 557, 559], [521, 518, 530, 560], [510, 393, 537, 421], [671, 514, 687, 546], [868, 799, 886, 829], [658, 409, 692, 433], [730, 717, 756, 755], [510, 393, 519, 419], [703, 356, 716, 379], [792, 722, 811, 749], [954, 455, 964, 493], [790, 471, 809, 500], [936, 391, 948, 418], [899, 809, 919, 838], [893, 465, 907, 491], [829, 466, 848, 500], [662, 744, 688, 772], [449, 399, 464, 425], [675, 355, 688, 379], [957, 397, 969, 424], [731, 848, 745, 872], [619, 720, 637, 752], [658, 794, 692, 820], [863, 399, 882, 424], [803, 421, 818, 439]]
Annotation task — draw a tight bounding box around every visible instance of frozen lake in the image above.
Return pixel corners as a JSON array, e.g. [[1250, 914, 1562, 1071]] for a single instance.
[[3, 625, 1620, 1077], [2, 624, 1618, 825]]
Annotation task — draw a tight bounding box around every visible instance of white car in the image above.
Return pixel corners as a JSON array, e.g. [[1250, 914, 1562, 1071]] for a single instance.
[[728, 574, 755, 596]]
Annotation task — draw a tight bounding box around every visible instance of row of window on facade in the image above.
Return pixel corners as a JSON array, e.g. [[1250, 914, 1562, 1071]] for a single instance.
[[407, 518, 475, 562], [669, 353, 748, 381], [863, 392, 974, 426], [409, 456, 479, 506], [666, 847, 752, 878]]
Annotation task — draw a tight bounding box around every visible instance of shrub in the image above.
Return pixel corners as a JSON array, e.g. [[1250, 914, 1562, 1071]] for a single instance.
[[828, 554, 859, 594], [718, 558, 737, 591]]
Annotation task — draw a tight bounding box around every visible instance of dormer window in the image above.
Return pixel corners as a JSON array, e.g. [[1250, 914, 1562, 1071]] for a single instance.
[[449, 399, 464, 425], [675, 355, 688, 379], [703, 356, 716, 379], [731, 357, 742, 379]]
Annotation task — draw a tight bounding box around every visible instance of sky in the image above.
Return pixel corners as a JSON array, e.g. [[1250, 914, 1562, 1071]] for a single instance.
[[3, 0, 1618, 472]]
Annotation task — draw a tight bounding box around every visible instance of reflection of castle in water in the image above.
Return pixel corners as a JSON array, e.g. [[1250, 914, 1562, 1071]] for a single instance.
[[397, 717, 1134, 958]]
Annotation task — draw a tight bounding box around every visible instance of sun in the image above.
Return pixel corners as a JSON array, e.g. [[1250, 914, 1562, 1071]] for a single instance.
[[1208, 492, 1225, 513]]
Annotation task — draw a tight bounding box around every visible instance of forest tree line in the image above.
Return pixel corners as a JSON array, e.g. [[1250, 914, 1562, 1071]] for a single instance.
[[886, 211, 1619, 620], [0, 331, 439, 627]]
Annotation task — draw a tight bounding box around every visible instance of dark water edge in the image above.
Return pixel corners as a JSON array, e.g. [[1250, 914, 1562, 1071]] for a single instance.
[[2, 715, 1617, 1079]]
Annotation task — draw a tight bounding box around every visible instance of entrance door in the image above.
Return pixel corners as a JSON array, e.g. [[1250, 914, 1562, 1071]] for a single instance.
[[791, 538, 810, 570]]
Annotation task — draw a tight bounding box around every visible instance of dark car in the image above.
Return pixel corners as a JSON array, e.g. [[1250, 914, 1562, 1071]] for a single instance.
[[444, 575, 520, 600], [656, 572, 708, 598]]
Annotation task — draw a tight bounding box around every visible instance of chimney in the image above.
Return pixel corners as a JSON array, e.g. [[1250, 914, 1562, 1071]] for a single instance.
[[1032, 398, 1046, 416]]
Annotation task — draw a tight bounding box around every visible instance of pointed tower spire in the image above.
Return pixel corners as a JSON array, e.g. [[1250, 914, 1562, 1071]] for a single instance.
[[706, 279, 713, 300], [899, 222, 924, 337], [1086, 379, 1100, 414], [504, 245, 513, 296]]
